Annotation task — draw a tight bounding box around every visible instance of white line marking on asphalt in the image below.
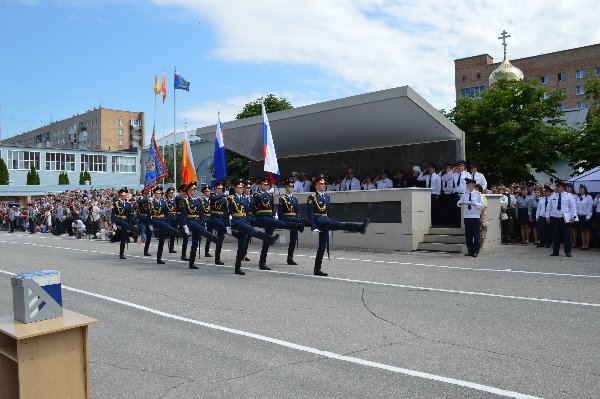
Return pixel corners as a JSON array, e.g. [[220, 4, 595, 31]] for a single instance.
[[0, 240, 597, 308], [0, 268, 543, 399]]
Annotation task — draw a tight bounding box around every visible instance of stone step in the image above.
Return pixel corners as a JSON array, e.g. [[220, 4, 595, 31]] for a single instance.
[[429, 227, 464, 235], [417, 242, 465, 253], [423, 234, 466, 244]]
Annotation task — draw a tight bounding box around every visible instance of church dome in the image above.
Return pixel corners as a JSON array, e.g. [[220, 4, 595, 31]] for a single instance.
[[489, 56, 524, 85]]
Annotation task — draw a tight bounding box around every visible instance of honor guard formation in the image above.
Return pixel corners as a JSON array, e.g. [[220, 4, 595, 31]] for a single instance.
[[109, 176, 370, 276]]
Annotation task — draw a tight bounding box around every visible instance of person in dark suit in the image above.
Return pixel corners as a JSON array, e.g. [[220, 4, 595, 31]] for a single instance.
[[138, 189, 153, 256], [278, 178, 307, 265], [307, 175, 370, 276], [150, 186, 176, 264], [111, 187, 132, 259]]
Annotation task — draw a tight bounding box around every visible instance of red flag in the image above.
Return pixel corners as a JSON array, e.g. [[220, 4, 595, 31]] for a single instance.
[[161, 71, 167, 103]]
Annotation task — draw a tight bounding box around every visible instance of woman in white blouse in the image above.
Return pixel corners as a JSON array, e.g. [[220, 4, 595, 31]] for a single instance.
[[577, 185, 594, 250]]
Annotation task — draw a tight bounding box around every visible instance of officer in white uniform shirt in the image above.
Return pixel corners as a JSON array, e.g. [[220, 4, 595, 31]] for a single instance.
[[440, 162, 455, 226], [535, 185, 553, 248], [457, 178, 486, 257], [546, 181, 577, 257], [576, 184, 594, 250], [451, 160, 472, 227], [470, 163, 487, 190], [374, 170, 394, 189], [341, 169, 361, 191], [301, 173, 312, 192], [417, 163, 442, 225], [361, 176, 376, 190], [291, 172, 304, 193]]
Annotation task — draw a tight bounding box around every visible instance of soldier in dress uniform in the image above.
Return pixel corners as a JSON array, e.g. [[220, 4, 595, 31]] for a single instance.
[[200, 185, 214, 258], [149, 186, 176, 264], [278, 178, 307, 265], [252, 177, 305, 270], [165, 187, 178, 254], [228, 179, 280, 275], [181, 181, 225, 269], [241, 179, 255, 262], [307, 175, 370, 276], [111, 187, 133, 259], [206, 181, 229, 265], [175, 184, 190, 261], [139, 189, 153, 257]]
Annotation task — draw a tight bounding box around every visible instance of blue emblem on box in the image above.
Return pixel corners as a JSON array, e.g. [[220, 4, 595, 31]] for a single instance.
[[11, 270, 63, 323]]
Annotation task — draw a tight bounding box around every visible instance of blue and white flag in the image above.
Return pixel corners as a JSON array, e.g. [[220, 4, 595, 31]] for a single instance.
[[262, 103, 279, 184], [212, 112, 227, 187], [144, 131, 168, 190]]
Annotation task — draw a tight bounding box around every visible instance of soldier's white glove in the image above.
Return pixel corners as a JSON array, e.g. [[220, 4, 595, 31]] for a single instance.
[[229, 215, 232, 221], [149, 225, 154, 232], [112, 223, 117, 230], [183, 225, 190, 235], [274, 213, 279, 220], [226, 227, 232, 235], [311, 229, 320, 235]]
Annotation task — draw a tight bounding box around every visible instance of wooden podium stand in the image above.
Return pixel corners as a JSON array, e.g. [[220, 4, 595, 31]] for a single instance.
[[0, 309, 98, 399]]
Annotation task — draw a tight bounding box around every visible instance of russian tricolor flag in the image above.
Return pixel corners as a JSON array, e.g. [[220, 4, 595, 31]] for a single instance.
[[262, 103, 279, 185], [212, 112, 227, 186]]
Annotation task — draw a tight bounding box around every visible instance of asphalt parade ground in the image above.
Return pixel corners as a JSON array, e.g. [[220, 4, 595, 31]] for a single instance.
[[0, 232, 598, 399]]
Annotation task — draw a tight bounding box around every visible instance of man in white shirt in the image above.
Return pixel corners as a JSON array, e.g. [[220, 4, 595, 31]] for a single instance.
[[291, 172, 304, 193], [374, 170, 394, 189], [341, 169, 361, 191], [535, 185, 553, 248], [417, 163, 442, 225], [546, 181, 577, 257], [451, 161, 472, 227], [301, 173, 312, 192], [457, 178, 486, 258], [72, 218, 86, 239], [470, 163, 487, 190]]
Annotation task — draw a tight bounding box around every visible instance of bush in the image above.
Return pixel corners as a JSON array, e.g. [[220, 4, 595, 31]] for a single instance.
[[26, 164, 40, 185], [0, 159, 9, 185], [58, 171, 70, 185]]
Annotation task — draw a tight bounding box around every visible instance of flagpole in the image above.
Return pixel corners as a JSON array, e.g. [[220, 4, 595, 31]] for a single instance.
[[173, 66, 177, 189], [161, 70, 165, 161]]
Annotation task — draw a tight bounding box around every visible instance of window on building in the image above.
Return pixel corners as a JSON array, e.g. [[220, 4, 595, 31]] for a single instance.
[[557, 72, 566, 81], [130, 119, 142, 127], [576, 69, 586, 79], [596, 67, 600, 76], [459, 86, 485, 99], [81, 154, 107, 172], [540, 75, 549, 84], [118, 119, 123, 126], [559, 104, 568, 111], [45, 152, 75, 171], [112, 156, 136, 173], [118, 129, 123, 136], [118, 139, 123, 146], [7, 150, 40, 170], [577, 101, 588, 109], [576, 86, 585, 95], [200, 176, 207, 184]]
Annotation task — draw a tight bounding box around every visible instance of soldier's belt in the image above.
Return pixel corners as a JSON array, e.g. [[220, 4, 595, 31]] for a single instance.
[[116, 215, 128, 219], [152, 215, 165, 218], [212, 211, 224, 215], [168, 212, 177, 215], [231, 213, 246, 217], [256, 209, 272, 213], [314, 213, 328, 216], [283, 212, 298, 216], [187, 215, 200, 218], [139, 213, 149, 217]]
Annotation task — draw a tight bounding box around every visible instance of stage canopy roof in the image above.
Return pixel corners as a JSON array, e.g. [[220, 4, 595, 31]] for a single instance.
[[196, 86, 464, 161]]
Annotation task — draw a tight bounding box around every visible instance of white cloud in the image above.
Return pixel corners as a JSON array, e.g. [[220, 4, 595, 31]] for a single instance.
[[152, 0, 600, 110]]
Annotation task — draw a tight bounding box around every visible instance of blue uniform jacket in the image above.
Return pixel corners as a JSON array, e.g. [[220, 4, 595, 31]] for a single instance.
[[228, 194, 250, 226], [181, 196, 206, 225], [137, 198, 150, 218], [149, 198, 168, 220], [278, 194, 300, 220], [111, 200, 132, 224], [253, 191, 275, 218], [209, 194, 229, 225], [307, 192, 329, 231]]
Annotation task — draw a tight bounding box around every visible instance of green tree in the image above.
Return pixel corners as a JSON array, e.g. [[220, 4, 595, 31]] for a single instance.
[[567, 75, 600, 172], [79, 171, 85, 185], [162, 146, 183, 184], [58, 171, 70, 185], [26, 164, 40, 185], [0, 159, 9, 185], [212, 94, 294, 181], [447, 79, 573, 183], [84, 170, 91, 184]]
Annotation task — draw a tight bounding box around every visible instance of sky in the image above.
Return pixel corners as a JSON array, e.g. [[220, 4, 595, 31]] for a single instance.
[[1, 0, 599, 145]]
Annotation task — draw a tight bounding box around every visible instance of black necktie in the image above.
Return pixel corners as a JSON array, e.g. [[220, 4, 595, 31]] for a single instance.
[[456, 172, 461, 187], [545, 198, 548, 211], [557, 194, 561, 211], [468, 193, 472, 210], [427, 176, 431, 188]]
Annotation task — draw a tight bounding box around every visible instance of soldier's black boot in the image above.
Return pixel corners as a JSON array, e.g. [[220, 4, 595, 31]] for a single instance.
[[287, 247, 297, 265], [204, 239, 212, 257], [286, 222, 304, 233], [144, 238, 151, 256], [234, 255, 245, 275], [360, 218, 371, 235], [188, 252, 198, 269], [157, 246, 165, 264], [255, 231, 280, 247], [168, 240, 177, 253], [314, 256, 327, 276], [119, 242, 126, 259], [258, 251, 270, 270], [214, 241, 224, 265], [181, 237, 189, 261]]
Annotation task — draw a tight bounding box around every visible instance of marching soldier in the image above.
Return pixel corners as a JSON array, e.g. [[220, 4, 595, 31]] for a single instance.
[[228, 179, 280, 275], [181, 181, 225, 269], [252, 177, 304, 270], [111, 187, 132, 260], [278, 178, 306, 265], [175, 184, 190, 261], [139, 189, 153, 257], [206, 181, 229, 265], [241, 179, 255, 262], [150, 186, 176, 264], [307, 175, 370, 276], [165, 187, 178, 254], [200, 185, 214, 258]]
